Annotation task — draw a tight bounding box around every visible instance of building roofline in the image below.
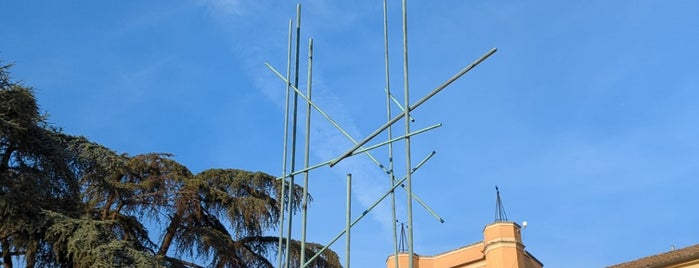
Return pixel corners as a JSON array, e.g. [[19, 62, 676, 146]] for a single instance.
[[385, 241, 483, 262], [483, 220, 522, 231], [525, 250, 545, 267], [607, 244, 699, 268], [428, 241, 484, 258]]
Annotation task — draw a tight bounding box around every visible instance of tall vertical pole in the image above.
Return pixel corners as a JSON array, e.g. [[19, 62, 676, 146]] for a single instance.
[[401, 0, 415, 267], [284, 4, 302, 268], [277, 19, 294, 268], [300, 37, 313, 267], [382, 0, 400, 267], [345, 173, 352, 268]]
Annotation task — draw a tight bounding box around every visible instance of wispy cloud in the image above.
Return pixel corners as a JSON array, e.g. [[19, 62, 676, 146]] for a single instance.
[[199, 1, 401, 234], [196, 0, 247, 16]]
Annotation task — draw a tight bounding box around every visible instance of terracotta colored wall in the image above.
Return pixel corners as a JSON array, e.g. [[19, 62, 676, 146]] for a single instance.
[[386, 222, 542, 268], [666, 260, 699, 268], [386, 253, 421, 268], [483, 222, 526, 268]]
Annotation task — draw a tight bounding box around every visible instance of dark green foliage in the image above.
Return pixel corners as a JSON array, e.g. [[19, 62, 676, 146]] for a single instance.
[[1, 61, 82, 267], [42, 210, 164, 268], [0, 62, 341, 267]]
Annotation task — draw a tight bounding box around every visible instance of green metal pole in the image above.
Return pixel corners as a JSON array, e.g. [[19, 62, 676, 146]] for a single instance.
[[277, 18, 293, 268], [264, 63, 445, 223], [328, 47, 497, 168], [303, 151, 435, 267], [274, 123, 441, 180], [300, 37, 313, 267], [400, 1, 415, 267], [384, 87, 415, 122], [346, 173, 352, 268], [382, 0, 400, 267], [284, 4, 302, 268]]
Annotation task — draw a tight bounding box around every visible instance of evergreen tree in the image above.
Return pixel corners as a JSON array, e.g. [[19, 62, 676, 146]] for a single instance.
[[0, 61, 340, 268]]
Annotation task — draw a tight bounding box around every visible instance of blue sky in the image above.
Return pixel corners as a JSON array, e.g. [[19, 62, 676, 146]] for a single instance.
[[2, 1, 699, 267]]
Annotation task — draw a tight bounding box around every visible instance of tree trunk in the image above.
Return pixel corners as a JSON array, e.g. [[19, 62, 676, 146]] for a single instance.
[[23, 240, 36, 268], [0, 145, 13, 181], [157, 214, 180, 256], [102, 193, 115, 219], [24, 253, 34, 268]]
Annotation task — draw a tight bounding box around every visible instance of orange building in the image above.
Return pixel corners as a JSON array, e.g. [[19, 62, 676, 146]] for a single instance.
[[385, 221, 542, 268], [607, 244, 699, 268], [387, 188, 542, 268]]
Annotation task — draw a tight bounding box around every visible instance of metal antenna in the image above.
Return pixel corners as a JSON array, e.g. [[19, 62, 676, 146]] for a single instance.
[[495, 186, 508, 222], [397, 221, 408, 253]]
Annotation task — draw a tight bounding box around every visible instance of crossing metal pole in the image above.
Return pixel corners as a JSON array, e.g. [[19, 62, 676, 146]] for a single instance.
[[302, 151, 436, 267]]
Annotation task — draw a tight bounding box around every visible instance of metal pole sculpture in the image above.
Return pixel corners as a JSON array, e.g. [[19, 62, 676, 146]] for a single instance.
[[268, 2, 497, 268], [383, 0, 400, 266], [265, 64, 445, 224], [299, 37, 313, 266], [302, 151, 436, 267], [276, 19, 293, 268], [400, 0, 416, 266], [283, 5, 301, 268], [345, 173, 352, 268]]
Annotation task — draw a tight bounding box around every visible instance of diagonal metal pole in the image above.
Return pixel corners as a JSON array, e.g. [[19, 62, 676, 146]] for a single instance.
[[277, 18, 293, 268], [265, 63, 445, 222], [275, 123, 441, 180], [328, 47, 497, 168], [384, 87, 415, 122], [302, 151, 436, 267]]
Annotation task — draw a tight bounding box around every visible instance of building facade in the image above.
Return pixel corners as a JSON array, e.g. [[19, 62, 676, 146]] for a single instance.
[[386, 221, 543, 268]]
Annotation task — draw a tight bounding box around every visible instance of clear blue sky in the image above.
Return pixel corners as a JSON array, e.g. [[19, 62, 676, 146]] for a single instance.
[[2, 1, 699, 267]]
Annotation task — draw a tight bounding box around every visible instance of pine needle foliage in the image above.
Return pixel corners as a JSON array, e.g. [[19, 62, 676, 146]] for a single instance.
[[0, 61, 342, 268]]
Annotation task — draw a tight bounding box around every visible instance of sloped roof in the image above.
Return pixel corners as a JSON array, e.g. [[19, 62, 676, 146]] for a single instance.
[[608, 244, 699, 268]]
